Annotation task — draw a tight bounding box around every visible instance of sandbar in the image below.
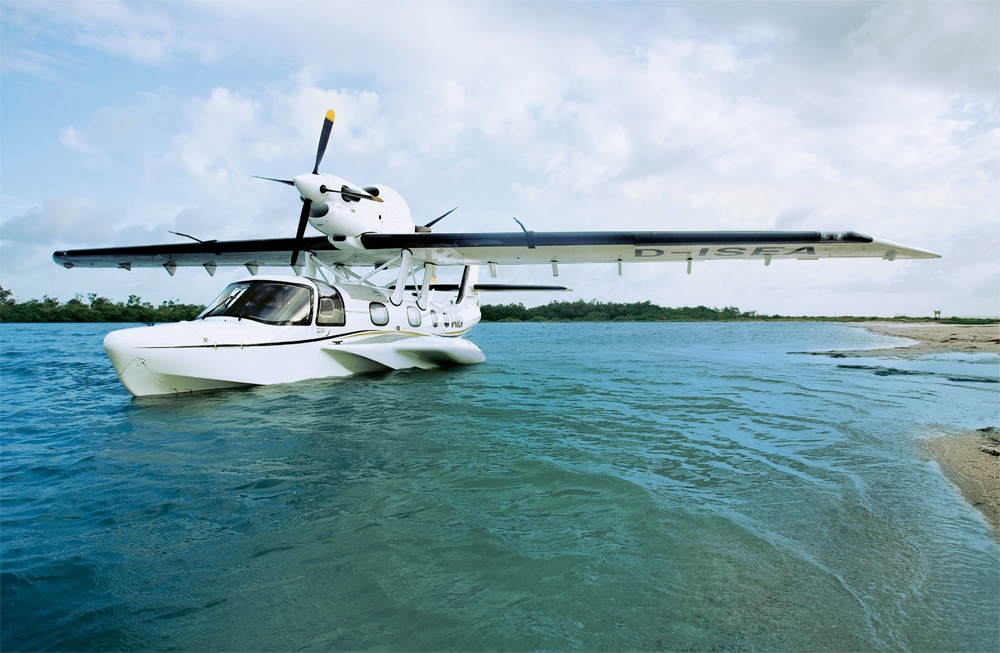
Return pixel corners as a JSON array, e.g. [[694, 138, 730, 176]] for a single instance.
[[852, 321, 1000, 356]]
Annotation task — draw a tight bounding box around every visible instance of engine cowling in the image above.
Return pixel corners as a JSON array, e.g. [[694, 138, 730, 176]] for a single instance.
[[293, 173, 414, 238]]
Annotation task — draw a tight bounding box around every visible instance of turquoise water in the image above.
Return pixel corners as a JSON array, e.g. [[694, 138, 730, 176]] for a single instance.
[[2, 322, 998, 652]]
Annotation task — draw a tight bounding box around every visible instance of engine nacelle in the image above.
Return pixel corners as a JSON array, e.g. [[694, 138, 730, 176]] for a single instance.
[[293, 173, 414, 238]]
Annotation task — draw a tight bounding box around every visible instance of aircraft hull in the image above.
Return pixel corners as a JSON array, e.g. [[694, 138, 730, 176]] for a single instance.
[[103, 321, 485, 397]]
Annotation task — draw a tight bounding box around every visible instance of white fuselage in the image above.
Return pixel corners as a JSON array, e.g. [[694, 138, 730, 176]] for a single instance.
[[103, 275, 484, 397]]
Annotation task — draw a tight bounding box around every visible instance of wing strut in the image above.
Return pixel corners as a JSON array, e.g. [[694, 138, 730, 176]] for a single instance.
[[390, 249, 413, 306], [418, 263, 435, 310]]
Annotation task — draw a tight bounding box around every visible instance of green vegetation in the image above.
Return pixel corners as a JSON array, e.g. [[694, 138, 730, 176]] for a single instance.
[[0, 286, 204, 323], [483, 300, 748, 322], [937, 317, 1000, 325], [481, 300, 997, 324]]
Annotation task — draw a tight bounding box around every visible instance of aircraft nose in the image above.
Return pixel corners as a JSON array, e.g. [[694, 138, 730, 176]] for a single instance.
[[293, 174, 327, 203]]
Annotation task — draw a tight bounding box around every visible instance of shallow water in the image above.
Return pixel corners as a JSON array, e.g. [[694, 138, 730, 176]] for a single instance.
[[2, 321, 998, 651]]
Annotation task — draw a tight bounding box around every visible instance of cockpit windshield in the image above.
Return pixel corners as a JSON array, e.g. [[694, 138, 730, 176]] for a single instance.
[[197, 281, 313, 326]]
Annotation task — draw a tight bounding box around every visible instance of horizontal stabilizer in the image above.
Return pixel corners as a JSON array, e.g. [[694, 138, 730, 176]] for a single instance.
[[403, 283, 571, 293]]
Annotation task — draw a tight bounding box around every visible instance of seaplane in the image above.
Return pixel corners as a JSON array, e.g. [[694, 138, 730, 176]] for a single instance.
[[53, 109, 940, 397]]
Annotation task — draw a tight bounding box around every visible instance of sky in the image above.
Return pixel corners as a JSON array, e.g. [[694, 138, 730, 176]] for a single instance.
[[1, 0, 997, 317]]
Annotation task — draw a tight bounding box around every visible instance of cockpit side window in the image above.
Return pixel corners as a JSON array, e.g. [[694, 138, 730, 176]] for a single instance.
[[247, 283, 312, 325], [314, 281, 346, 326]]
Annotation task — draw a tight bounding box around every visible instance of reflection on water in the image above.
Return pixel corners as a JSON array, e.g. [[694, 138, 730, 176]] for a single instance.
[[2, 322, 998, 651]]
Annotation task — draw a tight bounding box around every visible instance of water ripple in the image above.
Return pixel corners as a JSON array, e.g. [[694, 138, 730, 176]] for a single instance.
[[1, 322, 997, 652]]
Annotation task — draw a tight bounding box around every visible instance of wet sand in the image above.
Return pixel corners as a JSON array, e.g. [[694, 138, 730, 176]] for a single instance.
[[854, 322, 1000, 540]]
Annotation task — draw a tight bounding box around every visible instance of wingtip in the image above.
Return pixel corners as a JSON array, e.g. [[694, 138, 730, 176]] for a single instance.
[[903, 246, 943, 260], [871, 236, 942, 260]]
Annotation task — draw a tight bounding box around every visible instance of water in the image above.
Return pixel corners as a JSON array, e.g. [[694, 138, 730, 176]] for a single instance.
[[2, 321, 998, 652]]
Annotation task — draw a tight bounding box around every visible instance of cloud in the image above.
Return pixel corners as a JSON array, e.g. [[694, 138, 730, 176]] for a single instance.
[[1, 48, 72, 82], [847, 1, 1000, 95], [171, 88, 261, 187], [59, 126, 101, 155], [2, 1, 997, 316], [30, 0, 220, 65], [3, 195, 126, 244]]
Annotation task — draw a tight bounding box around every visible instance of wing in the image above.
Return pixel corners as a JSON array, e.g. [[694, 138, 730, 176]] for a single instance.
[[361, 230, 941, 265], [53, 236, 339, 272], [53, 230, 940, 272]]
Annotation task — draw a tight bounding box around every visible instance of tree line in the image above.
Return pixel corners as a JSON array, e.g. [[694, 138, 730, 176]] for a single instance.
[[0, 286, 204, 323], [1, 287, 990, 325], [479, 300, 992, 323], [0, 290, 766, 323], [481, 300, 754, 322]]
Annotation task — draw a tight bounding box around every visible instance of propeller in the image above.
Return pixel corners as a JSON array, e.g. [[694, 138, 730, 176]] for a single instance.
[[253, 109, 382, 266], [290, 109, 336, 266]]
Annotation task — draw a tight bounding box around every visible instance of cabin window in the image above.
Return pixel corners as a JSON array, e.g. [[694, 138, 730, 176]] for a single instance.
[[198, 280, 312, 326], [314, 282, 346, 326], [369, 302, 389, 326], [406, 306, 422, 327], [430, 311, 438, 328], [443, 313, 451, 327]]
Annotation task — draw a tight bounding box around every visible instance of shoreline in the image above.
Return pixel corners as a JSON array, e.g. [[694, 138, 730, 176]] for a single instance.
[[923, 429, 1000, 539], [853, 322, 1000, 540]]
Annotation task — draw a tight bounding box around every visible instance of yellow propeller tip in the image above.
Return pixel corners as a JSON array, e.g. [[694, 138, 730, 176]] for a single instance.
[[325, 109, 336, 122]]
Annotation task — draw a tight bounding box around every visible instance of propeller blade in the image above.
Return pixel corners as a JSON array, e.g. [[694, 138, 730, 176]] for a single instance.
[[290, 198, 313, 267], [253, 176, 295, 186], [312, 109, 336, 175]]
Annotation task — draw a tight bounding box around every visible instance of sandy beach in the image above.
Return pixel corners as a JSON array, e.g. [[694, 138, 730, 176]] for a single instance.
[[855, 322, 1000, 540]]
